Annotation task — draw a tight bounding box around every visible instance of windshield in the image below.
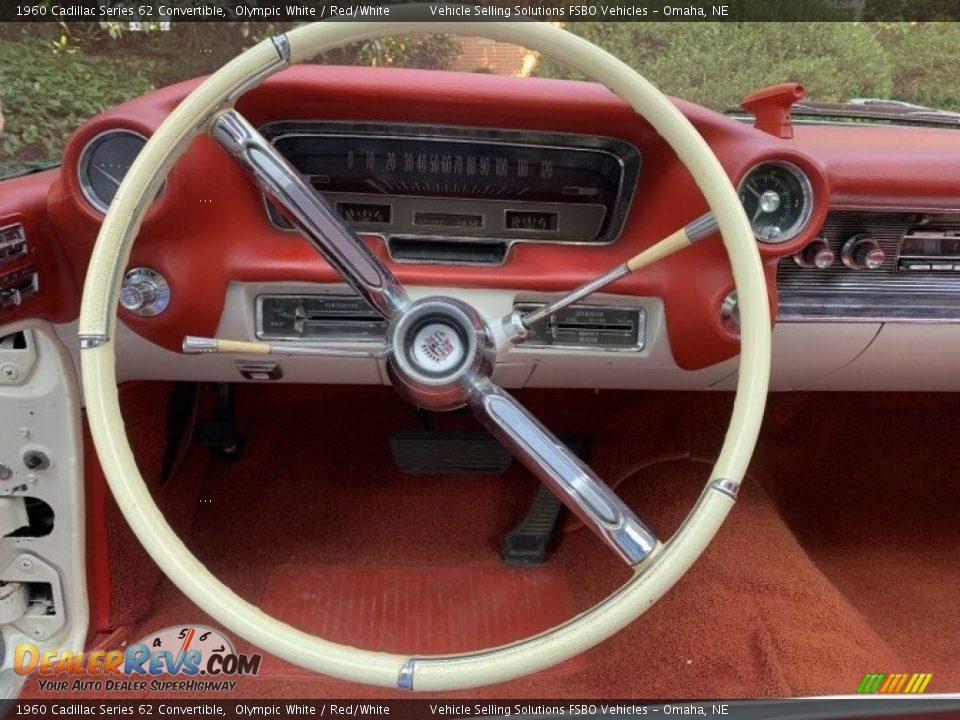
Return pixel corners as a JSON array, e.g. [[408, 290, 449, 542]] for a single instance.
[[2, 20, 959, 180]]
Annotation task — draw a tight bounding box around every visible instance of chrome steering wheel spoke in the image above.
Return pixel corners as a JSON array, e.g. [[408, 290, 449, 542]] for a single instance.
[[471, 380, 659, 566], [211, 110, 407, 319]]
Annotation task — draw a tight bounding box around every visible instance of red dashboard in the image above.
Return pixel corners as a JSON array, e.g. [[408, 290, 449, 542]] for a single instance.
[[3, 66, 960, 369]]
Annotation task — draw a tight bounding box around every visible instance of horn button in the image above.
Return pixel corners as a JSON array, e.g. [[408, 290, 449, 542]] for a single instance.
[[386, 298, 494, 411]]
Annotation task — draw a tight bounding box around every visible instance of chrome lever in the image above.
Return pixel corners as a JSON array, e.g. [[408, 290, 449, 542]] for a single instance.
[[501, 212, 718, 345]]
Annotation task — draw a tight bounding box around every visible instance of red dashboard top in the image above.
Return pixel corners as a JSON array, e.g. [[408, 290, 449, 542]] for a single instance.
[[3, 66, 960, 369]]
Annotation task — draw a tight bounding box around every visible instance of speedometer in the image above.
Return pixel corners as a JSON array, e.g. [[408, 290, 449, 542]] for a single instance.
[[259, 122, 641, 244], [737, 161, 813, 243]]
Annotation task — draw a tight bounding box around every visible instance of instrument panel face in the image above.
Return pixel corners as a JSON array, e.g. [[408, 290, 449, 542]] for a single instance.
[[261, 122, 641, 244]]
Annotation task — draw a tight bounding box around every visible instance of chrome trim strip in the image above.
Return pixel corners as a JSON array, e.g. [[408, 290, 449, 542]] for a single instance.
[[224, 37, 290, 104], [181, 337, 220, 353], [777, 209, 960, 322], [78, 335, 109, 350], [708, 478, 740, 501], [472, 381, 657, 566], [779, 297, 960, 323], [685, 211, 719, 243], [397, 659, 415, 691], [211, 110, 408, 319], [271, 33, 291, 64]]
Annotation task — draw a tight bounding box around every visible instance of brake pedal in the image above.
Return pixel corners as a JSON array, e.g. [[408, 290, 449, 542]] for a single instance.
[[390, 430, 511, 474]]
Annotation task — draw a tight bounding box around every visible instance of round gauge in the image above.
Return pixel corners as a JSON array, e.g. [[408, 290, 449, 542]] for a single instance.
[[737, 161, 813, 243], [78, 129, 149, 213], [135, 625, 235, 658]]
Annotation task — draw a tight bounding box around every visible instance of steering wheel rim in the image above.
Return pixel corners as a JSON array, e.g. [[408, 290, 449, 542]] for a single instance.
[[78, 15, 770, 691]]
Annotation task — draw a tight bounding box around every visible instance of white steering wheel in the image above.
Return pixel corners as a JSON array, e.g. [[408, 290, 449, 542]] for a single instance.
[[78, 15, 770, 691]]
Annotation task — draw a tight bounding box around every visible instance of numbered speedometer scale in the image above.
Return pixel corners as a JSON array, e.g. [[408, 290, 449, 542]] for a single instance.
[[137, 625, 235, 669], [737, 161, 813, 243]]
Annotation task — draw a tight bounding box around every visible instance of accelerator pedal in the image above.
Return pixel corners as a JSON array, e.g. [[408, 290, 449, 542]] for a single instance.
[[194, 383, 246, 461], [504, 436, 583, 566], [503, 484, 565, 566]]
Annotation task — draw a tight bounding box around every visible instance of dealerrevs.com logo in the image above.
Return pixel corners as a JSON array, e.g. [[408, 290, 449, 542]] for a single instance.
[[15, 625, 261, 692]]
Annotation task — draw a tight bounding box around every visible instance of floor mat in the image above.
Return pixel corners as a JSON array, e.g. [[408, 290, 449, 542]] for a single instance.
[[258, 563, 583, 679]]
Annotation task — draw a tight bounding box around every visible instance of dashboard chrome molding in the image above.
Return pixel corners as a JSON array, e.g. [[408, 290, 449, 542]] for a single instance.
[[778, 209, 960, 323], [257, 121, 641, 251]]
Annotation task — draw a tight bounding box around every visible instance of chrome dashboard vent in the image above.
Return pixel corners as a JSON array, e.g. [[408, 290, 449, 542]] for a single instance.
[[777, 211, 960, 322], [388, 237, 508, 266]]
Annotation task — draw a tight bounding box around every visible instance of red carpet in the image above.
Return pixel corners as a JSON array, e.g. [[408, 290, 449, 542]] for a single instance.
[[258, 563, 582, 678], [18, 386, 960, 699]]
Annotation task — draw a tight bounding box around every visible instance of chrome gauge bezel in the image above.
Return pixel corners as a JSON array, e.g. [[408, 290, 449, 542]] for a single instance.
[[77, 129, 150, 214], [737, 160, 814, 244]]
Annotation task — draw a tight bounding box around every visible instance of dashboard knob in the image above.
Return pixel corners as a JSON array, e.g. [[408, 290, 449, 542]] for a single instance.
[[719, 290, 740, 336], [119, 267, 170, 316], [794, 238, 835, 268], [841, 234, 886, 270]]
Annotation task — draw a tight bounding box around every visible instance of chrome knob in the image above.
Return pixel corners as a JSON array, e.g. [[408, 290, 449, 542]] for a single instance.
[[720, 290, 740, 336], [120, 267, 170, 316], [794, 238, 835, 268], [841, 234, 886, 270]]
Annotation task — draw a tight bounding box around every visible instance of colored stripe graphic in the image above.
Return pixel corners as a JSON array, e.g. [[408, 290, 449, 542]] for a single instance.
[[858, 672, 932, 693]]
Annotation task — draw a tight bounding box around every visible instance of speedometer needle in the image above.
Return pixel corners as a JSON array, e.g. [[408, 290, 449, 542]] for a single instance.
[[93, 164, 123, 188], [745, 183, 761, 199]]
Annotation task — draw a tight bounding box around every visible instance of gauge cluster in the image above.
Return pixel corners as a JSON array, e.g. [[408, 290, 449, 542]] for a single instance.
[[260, 122, 641, 245]]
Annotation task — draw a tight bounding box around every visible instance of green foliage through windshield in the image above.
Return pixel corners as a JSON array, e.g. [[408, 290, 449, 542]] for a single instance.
[[536, 22, 960, 115], [1, 21, 958, 181]]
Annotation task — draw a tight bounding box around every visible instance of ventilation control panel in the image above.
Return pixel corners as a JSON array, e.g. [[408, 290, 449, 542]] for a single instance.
[[0, 223, 28, 264], [256, 294, 386, 342], [514, 303, 645, 351], [0, 265, 39, 310]]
